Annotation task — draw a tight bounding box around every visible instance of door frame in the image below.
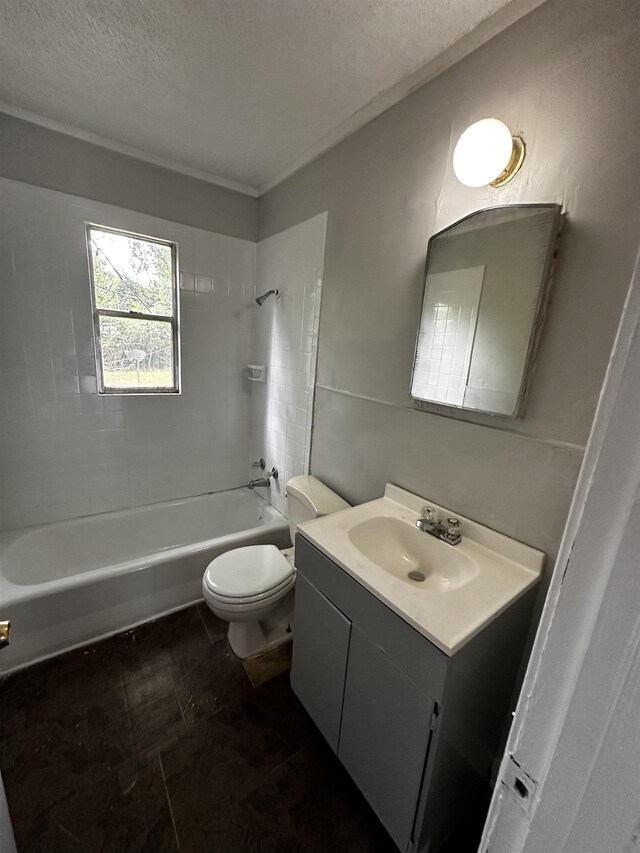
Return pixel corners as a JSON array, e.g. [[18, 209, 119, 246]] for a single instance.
[[480, 244, 640, 851]]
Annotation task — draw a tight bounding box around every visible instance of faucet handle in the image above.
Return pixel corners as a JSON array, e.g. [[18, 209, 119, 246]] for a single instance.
[[251, 458, 266, 470], [420, 506, 436, 521], [444, 517, 461, 539]]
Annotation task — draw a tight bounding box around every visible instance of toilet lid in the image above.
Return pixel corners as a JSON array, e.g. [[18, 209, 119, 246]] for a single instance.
[[204, 544, 293, 598]]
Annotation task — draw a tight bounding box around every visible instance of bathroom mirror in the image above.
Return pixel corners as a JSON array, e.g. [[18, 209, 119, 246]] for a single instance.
[[410, 204, 563, 417]]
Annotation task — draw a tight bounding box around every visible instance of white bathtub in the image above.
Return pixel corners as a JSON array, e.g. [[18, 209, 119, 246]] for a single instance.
[[0, 488, 290, 674]]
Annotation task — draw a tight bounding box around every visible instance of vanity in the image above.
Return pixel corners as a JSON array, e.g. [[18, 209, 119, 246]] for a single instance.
[[291, 484, 544, 853]]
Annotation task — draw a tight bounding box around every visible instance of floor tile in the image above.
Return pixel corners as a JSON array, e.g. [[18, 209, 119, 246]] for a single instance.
[[128, 693, 187, 761], [21, 759, 178, 853], [165, 704, 398, 853], [86, 701, 136, 782], [2, 724, 90, 850], [195, 601, 228, 645], [124, 665, 177, 710], [203, 744, 398, 853], [0, 604, 486, 852], [161, 675, 311, 850], [173, 640, 254, 727]]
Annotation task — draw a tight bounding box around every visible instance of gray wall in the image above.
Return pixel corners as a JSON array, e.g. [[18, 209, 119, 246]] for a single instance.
[[259, 0, 640, 573], [0, 113, 258, 241]]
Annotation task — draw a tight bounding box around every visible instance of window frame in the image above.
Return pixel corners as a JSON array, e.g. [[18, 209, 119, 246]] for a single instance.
[[85, 223, 181, 396]]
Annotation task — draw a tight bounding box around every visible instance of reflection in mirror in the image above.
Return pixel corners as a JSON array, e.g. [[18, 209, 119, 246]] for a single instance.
[[411, 204, 562, 417]]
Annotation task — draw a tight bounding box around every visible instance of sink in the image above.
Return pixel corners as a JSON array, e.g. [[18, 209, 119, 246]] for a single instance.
[[348, 516, 479, 592], [297, 483, 545, 655]]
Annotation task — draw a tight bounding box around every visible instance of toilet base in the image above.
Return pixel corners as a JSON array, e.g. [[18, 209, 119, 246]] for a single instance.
[[227, 619, 292, 660], [226, 589, 294, 660]]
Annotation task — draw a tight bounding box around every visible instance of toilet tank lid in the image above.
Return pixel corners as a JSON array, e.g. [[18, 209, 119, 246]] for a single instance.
[[286, 475, 350, 516]]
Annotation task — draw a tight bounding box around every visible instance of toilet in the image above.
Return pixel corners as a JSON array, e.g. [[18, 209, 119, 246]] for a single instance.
[[202, 475, 350, 659]]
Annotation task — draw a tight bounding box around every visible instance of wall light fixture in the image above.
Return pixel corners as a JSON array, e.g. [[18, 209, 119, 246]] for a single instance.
[[453, 118, 525, 188]]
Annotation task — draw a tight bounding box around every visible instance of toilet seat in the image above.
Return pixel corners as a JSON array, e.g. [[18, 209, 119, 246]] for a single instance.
[[203, 576, 296, 617], [203, 544, 294, 605], [204, 572, 294, 605]]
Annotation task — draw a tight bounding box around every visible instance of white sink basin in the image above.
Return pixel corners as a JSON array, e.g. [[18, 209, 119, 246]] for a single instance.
[[348, 516, 479, 592], [298, 484, 544, 655]]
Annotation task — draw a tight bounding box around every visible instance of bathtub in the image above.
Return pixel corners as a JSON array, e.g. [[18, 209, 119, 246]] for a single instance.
[[0, 488, 290, 674]]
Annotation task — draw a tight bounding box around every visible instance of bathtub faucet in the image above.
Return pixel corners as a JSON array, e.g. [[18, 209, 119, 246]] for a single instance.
[[248, 467, 278, 489]]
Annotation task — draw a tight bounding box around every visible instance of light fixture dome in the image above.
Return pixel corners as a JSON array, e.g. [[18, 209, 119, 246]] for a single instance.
[[453, 118, 525, 188]]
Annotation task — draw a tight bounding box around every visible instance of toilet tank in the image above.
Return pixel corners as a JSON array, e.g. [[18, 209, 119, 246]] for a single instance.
[[286, 476, 350, 543]]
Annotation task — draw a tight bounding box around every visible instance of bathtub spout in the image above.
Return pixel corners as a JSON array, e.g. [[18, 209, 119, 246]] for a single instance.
[[248, 477, 270, 488], [248, 467, 278, 488]]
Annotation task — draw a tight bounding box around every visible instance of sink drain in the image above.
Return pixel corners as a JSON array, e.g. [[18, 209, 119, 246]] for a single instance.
[[408, 571, 425, 582]]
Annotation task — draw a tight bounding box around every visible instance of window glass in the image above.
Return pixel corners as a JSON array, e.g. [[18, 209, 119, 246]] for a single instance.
[[87, 225, 179, 394], [97, 316, 174, 389]]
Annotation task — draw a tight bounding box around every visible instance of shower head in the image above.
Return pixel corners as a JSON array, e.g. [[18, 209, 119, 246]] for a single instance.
[[255, 289, 279, 306]]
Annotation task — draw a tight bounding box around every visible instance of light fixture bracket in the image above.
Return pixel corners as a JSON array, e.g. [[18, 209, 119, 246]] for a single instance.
[[490, 136, 526, 187]]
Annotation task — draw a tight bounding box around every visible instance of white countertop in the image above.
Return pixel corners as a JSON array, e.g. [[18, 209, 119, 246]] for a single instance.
[[298, 483, 544, 655]]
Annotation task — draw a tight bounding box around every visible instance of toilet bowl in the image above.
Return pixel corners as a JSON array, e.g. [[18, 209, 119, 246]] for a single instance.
[[202, 545, 296, 659], [202, 476, 350, 659]]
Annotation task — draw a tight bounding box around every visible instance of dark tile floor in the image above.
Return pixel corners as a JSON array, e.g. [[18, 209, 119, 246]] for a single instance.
[[0, 605, 486, 852]]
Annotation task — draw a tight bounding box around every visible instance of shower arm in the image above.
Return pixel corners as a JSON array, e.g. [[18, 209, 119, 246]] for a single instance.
[[255, 289, 280, 306]]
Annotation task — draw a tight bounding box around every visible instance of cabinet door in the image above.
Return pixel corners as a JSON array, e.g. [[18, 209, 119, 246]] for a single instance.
[[291, 573, 351, 752], [338, 626, 435, 852]]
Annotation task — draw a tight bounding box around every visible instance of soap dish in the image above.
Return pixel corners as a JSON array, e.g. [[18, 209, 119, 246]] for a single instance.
[[246, 364, 266, 383]]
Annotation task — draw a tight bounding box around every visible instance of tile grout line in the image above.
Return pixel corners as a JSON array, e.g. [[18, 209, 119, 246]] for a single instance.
[[169, 668, 190, 732], [195, 604, 212, 645], [196, 603, 220, 647], [246, 741, 311, 807], [267, 745, 305, 780], [171, 605, 209, 731], [159, 752, 181, 851], [223, 746, 307, 813]]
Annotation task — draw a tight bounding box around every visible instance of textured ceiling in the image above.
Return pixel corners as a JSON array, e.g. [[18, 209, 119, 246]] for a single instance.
[[0, 0, 545, 193]]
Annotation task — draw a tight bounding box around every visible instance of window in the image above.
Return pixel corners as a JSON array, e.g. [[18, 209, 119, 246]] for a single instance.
[[86, 224, 180, 394]]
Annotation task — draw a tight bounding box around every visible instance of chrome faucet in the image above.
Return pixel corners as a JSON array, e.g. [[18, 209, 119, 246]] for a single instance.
[[416, 506, 462, 545], [248, 467, 279, 489]]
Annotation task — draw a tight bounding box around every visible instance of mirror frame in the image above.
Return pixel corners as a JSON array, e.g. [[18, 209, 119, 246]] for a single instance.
[[410, 203, 564, 419]]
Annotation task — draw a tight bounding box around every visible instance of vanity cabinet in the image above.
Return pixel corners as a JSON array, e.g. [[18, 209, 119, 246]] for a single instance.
[[292, 533, 536, 853], [290, 573, 351, 752], [339, 626, 435, 851]]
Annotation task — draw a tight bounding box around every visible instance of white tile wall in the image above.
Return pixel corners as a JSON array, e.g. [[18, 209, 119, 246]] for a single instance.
[[250, 214, 327, 515], [0, 178, 256, 529]]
